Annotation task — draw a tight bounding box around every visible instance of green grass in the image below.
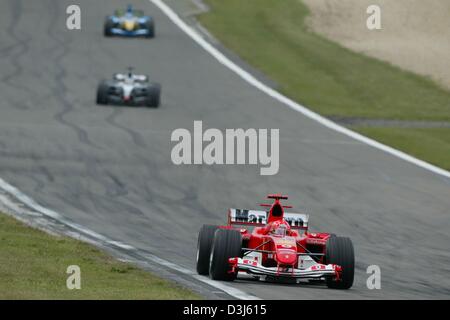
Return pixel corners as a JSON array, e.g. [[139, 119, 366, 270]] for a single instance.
[[354, 127, 450, 171], [0, 213, 200, 299], [198, 0, 450, 170]]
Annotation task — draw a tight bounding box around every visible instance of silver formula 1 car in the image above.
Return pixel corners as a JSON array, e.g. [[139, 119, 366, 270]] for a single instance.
[[96, 68, 161, 107]]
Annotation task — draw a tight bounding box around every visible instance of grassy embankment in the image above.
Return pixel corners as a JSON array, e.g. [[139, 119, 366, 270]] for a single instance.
[[0, 213, 200, 299], [199, 0, 450, 170]]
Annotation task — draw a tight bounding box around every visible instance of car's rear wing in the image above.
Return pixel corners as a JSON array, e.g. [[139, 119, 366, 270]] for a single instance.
[[228, 209, 309, 230]]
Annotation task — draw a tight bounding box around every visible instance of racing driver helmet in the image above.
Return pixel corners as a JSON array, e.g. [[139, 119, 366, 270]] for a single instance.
[[270, 221, 290, 236]]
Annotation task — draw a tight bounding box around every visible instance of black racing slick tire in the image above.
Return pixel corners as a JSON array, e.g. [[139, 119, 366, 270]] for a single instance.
[[145, 19, 155, 38], [209, 229, 242, 281], [196, 225, 219, 275], [104, 18, 115, 37], [96, 81, 109, 105], [145, 83, 161, 107], [325, 236, 355, 289]]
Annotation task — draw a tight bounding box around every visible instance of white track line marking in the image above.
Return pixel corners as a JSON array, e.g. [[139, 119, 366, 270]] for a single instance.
[[150, 0, 450, 180], [192, 275, 260, 300], [0, 178, 110, 243], [143, 253, 260, 300]]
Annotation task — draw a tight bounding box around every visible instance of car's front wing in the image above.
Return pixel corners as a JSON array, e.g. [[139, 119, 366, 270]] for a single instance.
[[106, 95, 147, 106], [230, 258, 340, 279], [110, 28, 150, 36]]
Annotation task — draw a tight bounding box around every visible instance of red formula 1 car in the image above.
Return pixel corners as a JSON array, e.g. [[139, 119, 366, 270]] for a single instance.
[[196, 194, 354, 289]]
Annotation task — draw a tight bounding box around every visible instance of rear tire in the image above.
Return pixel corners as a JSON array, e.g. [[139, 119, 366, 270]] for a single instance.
[[145, 83, 161, 107], [325, 236, 354, 289], [96, 81, 109, 105], [196, 225, 219, 275], [209, 229, 242, 281]]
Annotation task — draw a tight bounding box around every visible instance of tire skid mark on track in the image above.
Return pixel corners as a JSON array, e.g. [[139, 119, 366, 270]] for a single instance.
[[1, 0, 34, 110], [29, 174, 46, 194], [104, 171, 129, 198], [27, 153, 54, 194], [105, 107, 148, 148], [46, 1, 97, 148]]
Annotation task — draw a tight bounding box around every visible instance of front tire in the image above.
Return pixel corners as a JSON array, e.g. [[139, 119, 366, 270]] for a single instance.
[[145, 83, 161, 107], [96, 81, 109, 105], [325, 236, 354, 289], [144, 19, 155, 38], [104, 18, 114, 37], [209, 229, 241, 281], [196, 225, 219, 275]]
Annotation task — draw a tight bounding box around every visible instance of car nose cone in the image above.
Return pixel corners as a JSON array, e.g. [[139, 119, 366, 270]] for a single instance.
[[276, 249, 297, 265], [123, 20, 135, 31]]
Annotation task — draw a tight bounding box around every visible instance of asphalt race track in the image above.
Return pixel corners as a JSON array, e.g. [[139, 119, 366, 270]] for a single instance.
[[0, 0, 449, 299]]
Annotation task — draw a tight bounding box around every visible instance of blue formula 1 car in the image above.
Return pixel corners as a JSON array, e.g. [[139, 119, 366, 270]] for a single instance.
[[104, 5, 154, 38]]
